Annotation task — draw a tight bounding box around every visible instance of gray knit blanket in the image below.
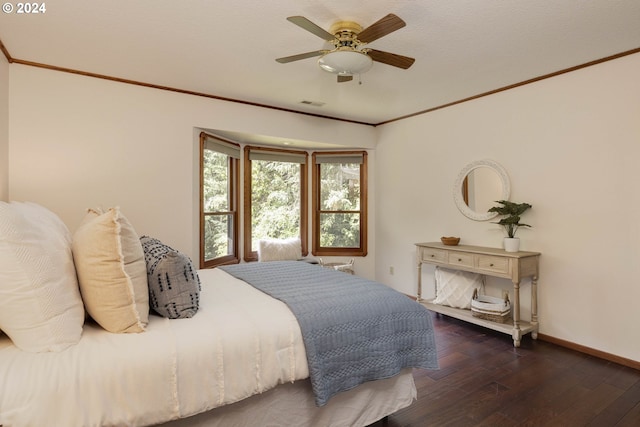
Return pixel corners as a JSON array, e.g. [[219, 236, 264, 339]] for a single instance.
[[220, 261, 438, 406]]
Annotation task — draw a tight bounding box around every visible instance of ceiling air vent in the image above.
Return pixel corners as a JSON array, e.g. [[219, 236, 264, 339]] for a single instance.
[[300, 100, 325, 107]]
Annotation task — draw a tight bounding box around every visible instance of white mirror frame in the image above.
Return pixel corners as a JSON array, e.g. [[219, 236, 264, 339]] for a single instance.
[[453, 159, 511, 221]]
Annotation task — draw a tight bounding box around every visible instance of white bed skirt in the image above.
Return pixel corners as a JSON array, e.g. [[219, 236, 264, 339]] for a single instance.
[[158, 368, 416, 427]]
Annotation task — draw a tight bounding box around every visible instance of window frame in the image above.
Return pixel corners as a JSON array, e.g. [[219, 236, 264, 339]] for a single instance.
[[199, 132, 240, 268], [243, 145, 308, 262], [311, 150, 368, 257]]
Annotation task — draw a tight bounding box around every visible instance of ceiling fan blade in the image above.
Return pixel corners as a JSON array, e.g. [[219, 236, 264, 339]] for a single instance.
[[287, 16, 335, 41], [357, 14, 406, 44], [276, 50, 324, 63], [337, 75, 353, 83], [367, 49, 415, 69]]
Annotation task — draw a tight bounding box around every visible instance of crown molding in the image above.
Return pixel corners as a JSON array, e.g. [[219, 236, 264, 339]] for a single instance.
[[0, 38, 13, 63], [377, 47, 640, 125], [1, 35, 639, 127]]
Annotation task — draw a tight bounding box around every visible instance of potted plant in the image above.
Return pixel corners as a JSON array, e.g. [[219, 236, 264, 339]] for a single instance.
[[488, 200, 532, 252]]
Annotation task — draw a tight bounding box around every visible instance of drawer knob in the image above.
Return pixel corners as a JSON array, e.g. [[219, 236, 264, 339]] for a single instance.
[[431, 254, 435, 258], [458, 258, 462, 262], [490, 263, 494, 267]]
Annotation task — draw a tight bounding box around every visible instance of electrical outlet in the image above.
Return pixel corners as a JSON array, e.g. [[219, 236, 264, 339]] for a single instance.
[[389, 266, 394, 275]]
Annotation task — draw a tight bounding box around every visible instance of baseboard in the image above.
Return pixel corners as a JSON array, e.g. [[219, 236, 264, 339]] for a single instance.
[[408, 293, 640, 371], [537, 334, 640, 371]]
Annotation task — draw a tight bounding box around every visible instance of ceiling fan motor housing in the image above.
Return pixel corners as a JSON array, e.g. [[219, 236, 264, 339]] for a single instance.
[[329, 21, 366, 49]]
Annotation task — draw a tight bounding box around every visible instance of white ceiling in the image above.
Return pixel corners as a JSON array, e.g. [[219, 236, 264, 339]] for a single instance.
[[1, 0, 639, 126]]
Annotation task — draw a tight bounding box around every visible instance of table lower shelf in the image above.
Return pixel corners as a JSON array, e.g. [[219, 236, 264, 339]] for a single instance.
[[420, 299, 537, 339]]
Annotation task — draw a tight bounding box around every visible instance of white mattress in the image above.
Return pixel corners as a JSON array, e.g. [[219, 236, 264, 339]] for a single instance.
[[0, 268, 310, 427]]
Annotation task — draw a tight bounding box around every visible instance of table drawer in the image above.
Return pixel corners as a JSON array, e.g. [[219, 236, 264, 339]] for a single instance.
[[448, 251, 474, 268], [477, 255, 510, 275], [420, 247, 447, 263]]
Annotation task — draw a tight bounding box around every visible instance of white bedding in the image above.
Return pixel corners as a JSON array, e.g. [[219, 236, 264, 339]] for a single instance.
[[0, 268, 309, 427]]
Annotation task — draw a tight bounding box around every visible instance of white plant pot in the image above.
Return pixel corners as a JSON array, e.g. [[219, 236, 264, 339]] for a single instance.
[[503, 237, 520, 252]]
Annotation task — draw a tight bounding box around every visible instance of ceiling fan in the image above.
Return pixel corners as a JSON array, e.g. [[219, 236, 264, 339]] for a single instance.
[[276, 14, 415, 83]]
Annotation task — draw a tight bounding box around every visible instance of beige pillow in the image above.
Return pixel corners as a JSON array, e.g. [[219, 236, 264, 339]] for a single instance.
[[258, 237, 302, 262], [0, 201, 85, 352], [72, 207, 149, 333]]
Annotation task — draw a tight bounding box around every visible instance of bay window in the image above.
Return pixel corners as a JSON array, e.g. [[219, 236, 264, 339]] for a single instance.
[[199, 132, 240, 268], [243, 146, 308, 261], [312, 151, 367, 256]]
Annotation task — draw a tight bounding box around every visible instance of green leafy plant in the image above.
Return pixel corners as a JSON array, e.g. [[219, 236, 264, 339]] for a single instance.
[[488, 200, 532, 238]]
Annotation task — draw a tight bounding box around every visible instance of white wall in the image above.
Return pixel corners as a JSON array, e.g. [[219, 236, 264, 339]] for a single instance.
[[7, 53, 640, 362], [375, 53, 640, 362], [0, 54, 8, 201], [7, 65, 376, 272]]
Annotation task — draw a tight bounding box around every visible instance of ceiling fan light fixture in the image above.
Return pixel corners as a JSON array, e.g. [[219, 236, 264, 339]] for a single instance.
[[318, 50, 373, 76]]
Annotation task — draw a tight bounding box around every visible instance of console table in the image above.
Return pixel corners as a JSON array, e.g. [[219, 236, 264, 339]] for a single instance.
[[415, 242, 540, 347]]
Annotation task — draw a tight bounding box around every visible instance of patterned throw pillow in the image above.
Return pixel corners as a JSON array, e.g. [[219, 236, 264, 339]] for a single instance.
[[433, 266, 484, 309], [140, 236, 200, 319]]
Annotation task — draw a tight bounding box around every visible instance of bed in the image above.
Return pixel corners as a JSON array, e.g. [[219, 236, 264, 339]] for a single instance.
[[0, 203, 438, 427]]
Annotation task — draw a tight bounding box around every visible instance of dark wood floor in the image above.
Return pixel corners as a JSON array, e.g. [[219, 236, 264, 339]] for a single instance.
[[372, 313, 640, 427]]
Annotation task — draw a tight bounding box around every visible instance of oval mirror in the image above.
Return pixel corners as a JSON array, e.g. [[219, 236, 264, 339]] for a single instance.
[[453, 160, 510, 221]]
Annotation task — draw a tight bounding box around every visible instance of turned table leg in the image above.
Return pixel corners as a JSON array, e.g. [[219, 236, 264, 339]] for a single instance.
[[512, 279, 522, 347], [416, 263, 423, 302], [531, 275, 538, 339]]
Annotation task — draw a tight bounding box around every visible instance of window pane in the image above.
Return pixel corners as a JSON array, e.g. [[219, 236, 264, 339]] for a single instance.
[[251, 159, 301, 251], [203, 150, 229, 212], [320, 213, 360, 247], [320, 163, 360, 211], [204, 214, 234, 261]]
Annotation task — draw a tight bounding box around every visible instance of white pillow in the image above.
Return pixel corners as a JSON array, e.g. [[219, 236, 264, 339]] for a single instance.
[[0, 201, 85, 352], [432, 266, 483, 309], [258, 237, 302, 262], [72, 207, 149, 333]]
